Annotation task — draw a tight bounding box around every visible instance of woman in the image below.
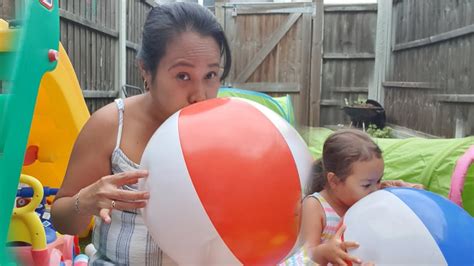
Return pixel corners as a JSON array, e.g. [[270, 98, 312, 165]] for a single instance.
[[51, 3, 231, 265]]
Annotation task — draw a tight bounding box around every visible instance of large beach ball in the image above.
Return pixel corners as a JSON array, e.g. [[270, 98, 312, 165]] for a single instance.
[[139, 97, 312, 265], [343, 188, 474, 265]]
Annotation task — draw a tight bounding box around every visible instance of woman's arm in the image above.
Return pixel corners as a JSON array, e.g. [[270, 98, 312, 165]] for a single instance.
[[380, 180, 425, 189], [51, 104, 149, 234]]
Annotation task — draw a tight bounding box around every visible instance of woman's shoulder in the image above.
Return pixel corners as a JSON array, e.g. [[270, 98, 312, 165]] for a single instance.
[[79, 96, 146, 147], [87, 102, 120, 132], [64, 101, 121, 179], [76, 101, 121, 147]]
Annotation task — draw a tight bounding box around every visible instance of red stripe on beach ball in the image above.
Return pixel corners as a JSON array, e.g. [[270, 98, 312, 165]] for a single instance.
[[179, 98, 302, 264]]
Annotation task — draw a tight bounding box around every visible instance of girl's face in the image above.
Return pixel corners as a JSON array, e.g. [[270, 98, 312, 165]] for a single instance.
[[333, 157, 384, 208], [147, 31, 221, 120]]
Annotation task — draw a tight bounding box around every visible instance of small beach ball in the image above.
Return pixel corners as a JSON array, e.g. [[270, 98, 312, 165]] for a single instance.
[[343, 188, 474, 265], [139, 97, 312, 265]]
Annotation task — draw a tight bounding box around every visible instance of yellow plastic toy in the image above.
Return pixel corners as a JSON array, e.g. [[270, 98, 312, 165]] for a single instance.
[[19, 42, 93, 238], [0, 19, 17, 52], [21, 43, 90, 189], [2, 18, 91, 241], [8, 174, 76, 266], [1, 1, 91, 262], [8, 174, 47, 250]]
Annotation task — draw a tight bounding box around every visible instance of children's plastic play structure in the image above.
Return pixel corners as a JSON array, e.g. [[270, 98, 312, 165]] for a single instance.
[[449, 145, 474, 208], [0, 0, 89, 264], [21, 41, 90, 189], [8, 174, 78, 265]]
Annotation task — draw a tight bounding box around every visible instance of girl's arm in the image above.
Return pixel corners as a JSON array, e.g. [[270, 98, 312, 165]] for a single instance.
[[301, 197, 361, 265], [300, 197, 327, 264]]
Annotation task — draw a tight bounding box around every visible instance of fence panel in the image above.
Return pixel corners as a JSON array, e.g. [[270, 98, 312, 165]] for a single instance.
[[385, 0, 474, 137], [217, 2, 316, 125], [0, 0, 15, 19], [58, 0, 117, 111], [319, 4, 378, 127], [125, 0, 151, 97], [56, 0, 153, 112]]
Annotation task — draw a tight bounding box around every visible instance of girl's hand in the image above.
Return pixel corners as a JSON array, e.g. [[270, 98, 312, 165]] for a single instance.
[[380, 180, 425, 190], [320, 224, 361, 266], [77, 170, 150, 223]]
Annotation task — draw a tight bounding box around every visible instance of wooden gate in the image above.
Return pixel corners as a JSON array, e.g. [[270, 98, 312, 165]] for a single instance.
[[319, 4, 378, 127], [216, 1, 323, 126]]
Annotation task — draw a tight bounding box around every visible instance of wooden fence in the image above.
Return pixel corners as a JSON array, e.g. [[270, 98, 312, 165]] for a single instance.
[[379, 0, 474, 137], [216, 1, 377, 127], [215, 0, 324, 126], [220, 0, 473, 137], [59, 0, 153, 111], [1, 0, 153, 112], [319, 4, 377, 127], [0, 0, 15, 20], [126, 0, 152, 95], [2, 0, 473, 137]]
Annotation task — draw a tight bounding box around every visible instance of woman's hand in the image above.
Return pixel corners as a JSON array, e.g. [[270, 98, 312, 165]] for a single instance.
[[77, 170, 150, 223], [380, 180, 425, 190], [318, 224, 361, 266]]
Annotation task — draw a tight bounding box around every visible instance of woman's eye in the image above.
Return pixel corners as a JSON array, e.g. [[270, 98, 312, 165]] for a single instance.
[[362, 184, 371, 188], [206, 72, 217, 79], [177, 73, 190, 81]]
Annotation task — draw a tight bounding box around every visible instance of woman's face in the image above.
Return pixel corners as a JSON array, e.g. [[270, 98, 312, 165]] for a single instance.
[[148, 31, 222, 119]]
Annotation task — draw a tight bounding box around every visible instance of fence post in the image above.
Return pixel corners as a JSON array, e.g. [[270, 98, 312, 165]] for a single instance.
[[455, 107, 466, 138], [118, 0, 127, 99], [370, 0, 392, 106], [309, 0, 324, 126], [215, 0, 226, 30]]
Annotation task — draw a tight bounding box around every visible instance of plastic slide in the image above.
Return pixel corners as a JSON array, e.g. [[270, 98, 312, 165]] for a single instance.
[[21, 43, 89, 188]]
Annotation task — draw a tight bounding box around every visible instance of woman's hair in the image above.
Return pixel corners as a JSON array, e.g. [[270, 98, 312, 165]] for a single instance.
[[305, 129, 382, 195], [137, 2, 232, 82]]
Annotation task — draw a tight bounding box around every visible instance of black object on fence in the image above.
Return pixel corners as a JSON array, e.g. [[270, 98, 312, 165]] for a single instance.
[[342, 99, 386, 129]]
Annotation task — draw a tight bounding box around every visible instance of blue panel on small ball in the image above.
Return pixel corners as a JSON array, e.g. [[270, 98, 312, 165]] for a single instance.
[[385, 188, 474, 265]]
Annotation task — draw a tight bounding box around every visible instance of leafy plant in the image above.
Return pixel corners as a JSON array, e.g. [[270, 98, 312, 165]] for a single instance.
[[354, 95, 367, 105], [366, 124, 392, 138], [343, 97, 369, 106]]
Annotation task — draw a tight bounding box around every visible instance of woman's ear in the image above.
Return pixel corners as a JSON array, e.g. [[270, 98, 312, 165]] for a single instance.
[[138, 60, 152, 92], [327, 172, 339, 189]]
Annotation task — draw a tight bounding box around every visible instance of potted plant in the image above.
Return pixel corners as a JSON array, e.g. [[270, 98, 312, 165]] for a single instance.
[[342, 97, 386, 129]]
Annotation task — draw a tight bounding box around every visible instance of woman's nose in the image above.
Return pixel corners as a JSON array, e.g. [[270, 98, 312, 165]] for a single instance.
[[189, 82, 207, 104]]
